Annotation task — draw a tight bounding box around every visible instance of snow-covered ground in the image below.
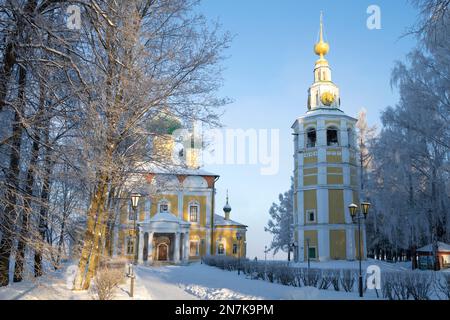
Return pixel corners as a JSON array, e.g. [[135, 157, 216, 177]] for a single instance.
[[1, 259, 445, 300], [135, 263, 380, 300], [0, 264, 151, 300]]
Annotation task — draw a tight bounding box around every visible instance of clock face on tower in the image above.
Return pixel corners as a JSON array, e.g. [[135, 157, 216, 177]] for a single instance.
[[321, 92, 335, 106]]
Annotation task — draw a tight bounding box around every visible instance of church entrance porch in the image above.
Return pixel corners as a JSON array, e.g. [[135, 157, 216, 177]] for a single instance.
[[137, 211, 190, 265], [153, 233, 174, 262]]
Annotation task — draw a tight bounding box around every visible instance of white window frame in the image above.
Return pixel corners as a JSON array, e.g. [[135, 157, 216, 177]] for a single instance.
[[188, 201, 200, 223], [305, 127, 317, 148], [306, 209, 316, 223], [326, 126, 340, 147], [217, 241, 226, 255], [307, 246, 317, 260]]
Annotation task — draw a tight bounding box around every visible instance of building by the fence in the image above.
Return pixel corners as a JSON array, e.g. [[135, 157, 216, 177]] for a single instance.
[[416, 242, 450, 270]]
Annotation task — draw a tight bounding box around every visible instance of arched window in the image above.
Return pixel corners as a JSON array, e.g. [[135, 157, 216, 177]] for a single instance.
[[218, 243, 225, 255], [189, 201, 200, 222], [306, 128, 316, 148], [190, 239, 199, 256], [327, 127, 339, 146]]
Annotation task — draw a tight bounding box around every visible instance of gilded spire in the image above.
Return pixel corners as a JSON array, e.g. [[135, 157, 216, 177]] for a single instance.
[[314, 12, 329, 59]]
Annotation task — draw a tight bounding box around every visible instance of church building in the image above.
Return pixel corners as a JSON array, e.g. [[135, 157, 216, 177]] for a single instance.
[[292, 16, 366, 262], [112, 119, 247, 264]]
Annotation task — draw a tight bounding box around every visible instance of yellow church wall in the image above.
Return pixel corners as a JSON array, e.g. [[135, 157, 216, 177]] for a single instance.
[[303, 230, 318, 260], [326, 148, 342, 163], [213, 227, 246, 257], [329, 229, 346, 260], [150, 194, 178, 217], [328, 189, 345, 224], [327, 167, 343, 184], [304, 168, 318, 175], [303, 190, 317, 223], [303, 150, 318, 164], [304, 175, 317, 186], [183, 195, 207, 226]]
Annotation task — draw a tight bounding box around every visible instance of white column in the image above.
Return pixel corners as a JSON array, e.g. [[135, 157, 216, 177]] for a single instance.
[[138, 228, 144, 264], [346, 227, 355, 260], [148, 232, 154, 263], [184, 232, 190, 261], [174, 232, 180, 263], [318, 228, 330, 261], [298, 228, 305, 262]]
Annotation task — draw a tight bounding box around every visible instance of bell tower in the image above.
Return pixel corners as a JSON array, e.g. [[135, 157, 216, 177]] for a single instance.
[[292, 14, 366, 262]]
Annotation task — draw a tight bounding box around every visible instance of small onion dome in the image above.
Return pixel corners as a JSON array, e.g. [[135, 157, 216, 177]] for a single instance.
[[223, 201, 231, 213], [223, 191, 232, 213]]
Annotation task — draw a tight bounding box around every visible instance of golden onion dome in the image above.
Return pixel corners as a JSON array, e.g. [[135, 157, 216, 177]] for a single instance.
[[314, 12, 329, 58], [314, 41, 329, 57]]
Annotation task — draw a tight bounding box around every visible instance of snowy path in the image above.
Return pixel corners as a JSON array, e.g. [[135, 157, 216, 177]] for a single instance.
[[136, 266, 198, 300], [135, 263, 372, 300]]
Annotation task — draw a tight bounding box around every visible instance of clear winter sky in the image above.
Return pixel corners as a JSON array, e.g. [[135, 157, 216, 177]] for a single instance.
[[197, 0, 418, 259]]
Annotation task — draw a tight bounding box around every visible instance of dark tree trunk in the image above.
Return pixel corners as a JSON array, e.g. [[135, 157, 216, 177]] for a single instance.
[[0, 64, 27, 286], [34, 117, 52, 277], [14, 129, 40, 282], [0, 41, 16, 112]]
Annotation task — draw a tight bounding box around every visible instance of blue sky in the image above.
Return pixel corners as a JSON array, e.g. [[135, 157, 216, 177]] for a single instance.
[[198, 0, 419, 259]]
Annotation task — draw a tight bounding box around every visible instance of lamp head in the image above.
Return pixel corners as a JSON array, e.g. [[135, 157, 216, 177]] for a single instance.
[[348, 203, 358, 218], [361, 202, 371, 218], [131, 193, 141, 209]]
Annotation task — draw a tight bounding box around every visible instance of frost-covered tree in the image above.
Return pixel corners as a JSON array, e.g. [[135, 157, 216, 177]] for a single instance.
[[366, 1, 449, 264], [265, 180, 294, 258]]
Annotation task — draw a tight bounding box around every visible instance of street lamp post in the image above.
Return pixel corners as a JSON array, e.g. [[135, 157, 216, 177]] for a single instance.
[[291, 242, 298, 263], [131, 193, 141, 265], [236, 232, 242, 275], [349, 202, 370, 298], [306, 238, 311, 270], [129, 193, 140, 298]]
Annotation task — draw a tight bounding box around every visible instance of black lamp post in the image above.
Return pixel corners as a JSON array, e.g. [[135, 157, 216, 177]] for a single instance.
[[130, 193, 141, 265], [236, 232, 242, 275], [306, 237, 311, 270], [128, 193, 140, 298], [292, 242, 298, 263], [349, 202, 370, 298]]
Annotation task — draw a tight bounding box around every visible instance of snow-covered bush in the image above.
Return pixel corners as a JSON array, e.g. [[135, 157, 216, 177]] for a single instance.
[[405, 271, 434, 300], [436, 273, 450, 300], [320, 269, 338, 290], [301, 268, 321, 287], [275, 265, 296, 286], [340, 269, 356, 292], [92, 267, 124, 300]]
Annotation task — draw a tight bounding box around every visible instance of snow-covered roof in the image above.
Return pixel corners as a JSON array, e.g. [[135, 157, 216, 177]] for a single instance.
[[134, 162, 219, 177], [214, 214, 247, 227], [150, 211, 190, 225], [417, 242, 450, 253]]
